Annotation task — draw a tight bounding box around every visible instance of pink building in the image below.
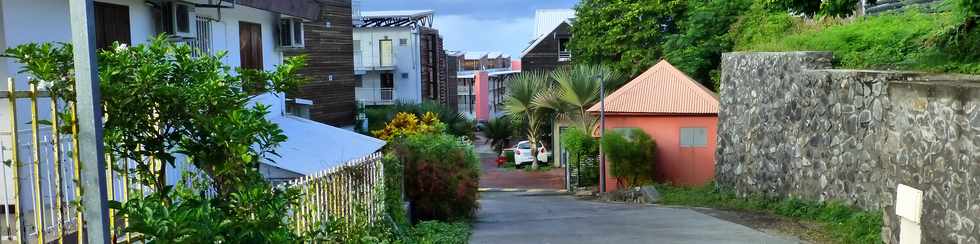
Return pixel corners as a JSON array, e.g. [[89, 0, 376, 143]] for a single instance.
[[588, 60, 719, 190]]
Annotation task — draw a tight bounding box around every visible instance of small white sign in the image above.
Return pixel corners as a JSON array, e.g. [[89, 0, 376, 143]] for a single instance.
[[896, 184, 923, 223]]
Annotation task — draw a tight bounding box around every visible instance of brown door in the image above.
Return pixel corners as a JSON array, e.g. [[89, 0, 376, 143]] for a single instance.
[[94, 2, 131, 50], [239, 22, 263, 70]]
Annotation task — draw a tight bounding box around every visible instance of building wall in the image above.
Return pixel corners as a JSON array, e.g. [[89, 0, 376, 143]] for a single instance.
[[600, 115, 718, 191], [717, 52, 980, 243], [353, 27, 422, 103], [474, 71, 490, 122], [285, 0, 355, 126], [521, 22, 570, 73], [419, 27, 443, 102]]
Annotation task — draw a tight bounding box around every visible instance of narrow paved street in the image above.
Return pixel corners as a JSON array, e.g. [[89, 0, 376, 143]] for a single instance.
[[471, 191, 799, 244]]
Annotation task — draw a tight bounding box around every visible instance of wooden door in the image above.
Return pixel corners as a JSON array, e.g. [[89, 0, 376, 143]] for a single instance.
[[239, 22, 263, 70]]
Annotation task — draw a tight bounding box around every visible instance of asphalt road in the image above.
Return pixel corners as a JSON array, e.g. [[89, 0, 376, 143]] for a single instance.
[[470, 191, 799, 244]]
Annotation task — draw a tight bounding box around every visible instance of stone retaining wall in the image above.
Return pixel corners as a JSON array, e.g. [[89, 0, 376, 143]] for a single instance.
[[716, 52, 980, 243]]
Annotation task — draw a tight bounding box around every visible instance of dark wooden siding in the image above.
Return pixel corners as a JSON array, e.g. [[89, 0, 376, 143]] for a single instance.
[[420, 27, 453, 110], [521, 22, 571, 73], [445, 54, 459, 113], [285, 0, 355, 126]]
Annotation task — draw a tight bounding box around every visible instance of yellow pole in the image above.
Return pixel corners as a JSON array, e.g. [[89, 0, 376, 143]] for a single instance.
[[29, 83, 45, 244], [7, 78, 24, 242], [68, 96, 84, 244], [50, 97, 65, 244], [122, 156, 130, 243], [105, 153, 114, 244]]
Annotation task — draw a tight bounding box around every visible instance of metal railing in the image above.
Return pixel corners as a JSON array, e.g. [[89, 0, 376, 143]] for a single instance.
[[558, 51, 572, 61], [355, 87, 395, 105]]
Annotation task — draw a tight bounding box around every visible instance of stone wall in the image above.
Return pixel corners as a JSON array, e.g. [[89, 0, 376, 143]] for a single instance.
[[716, 52, 980, 243]]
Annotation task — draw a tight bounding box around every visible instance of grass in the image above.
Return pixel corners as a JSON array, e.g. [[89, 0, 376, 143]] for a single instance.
[[657, 184, 883, 244], [410, 221, 471, 244], [736, 6, 980, 75]]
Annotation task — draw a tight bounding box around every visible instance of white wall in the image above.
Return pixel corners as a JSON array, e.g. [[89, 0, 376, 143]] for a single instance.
[[353, 27, 422, 103]]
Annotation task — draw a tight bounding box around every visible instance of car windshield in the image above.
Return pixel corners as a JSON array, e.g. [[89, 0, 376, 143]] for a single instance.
[[518, 143, 531, 149]]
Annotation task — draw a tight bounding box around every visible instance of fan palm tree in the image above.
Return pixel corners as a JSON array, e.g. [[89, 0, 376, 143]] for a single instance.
[[504, 71, 553, 169], [482, 117, 513, 156], [537, 64, 624, 131]]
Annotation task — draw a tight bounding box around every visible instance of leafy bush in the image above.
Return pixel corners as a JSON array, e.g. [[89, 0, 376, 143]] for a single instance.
[[393, 133, 480, 222], [365, 102, 475, 139], [481, 117, 513, 156], [663, 0, 752, 88], [410, 221, 471, 244], [658, 183, 883, 243], [560, 127, 600, 187], [382, 154, 409, 228], [372, 112, 445, 141], [600, 129, 656, 188], [3, 36, 311, 242]]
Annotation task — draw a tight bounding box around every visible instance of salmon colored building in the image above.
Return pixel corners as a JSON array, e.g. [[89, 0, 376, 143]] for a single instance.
[[588, 60, 719, 191]]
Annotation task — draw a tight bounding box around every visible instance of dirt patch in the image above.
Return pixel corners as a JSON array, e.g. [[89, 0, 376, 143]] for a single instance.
[[689, 207, 836, 244]]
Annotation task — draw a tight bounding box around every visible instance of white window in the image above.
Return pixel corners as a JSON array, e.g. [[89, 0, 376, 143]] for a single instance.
[[680, 128, 708, 147], [279, 17, 305, 48]]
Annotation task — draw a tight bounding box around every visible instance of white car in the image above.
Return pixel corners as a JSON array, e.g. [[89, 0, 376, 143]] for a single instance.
[[512, 141, 551, 168]]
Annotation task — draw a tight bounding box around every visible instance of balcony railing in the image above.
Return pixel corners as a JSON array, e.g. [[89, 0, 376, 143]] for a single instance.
[[355, 87, 394, 105], [558, 51, 572, 62], [354, 52, 397, 71]]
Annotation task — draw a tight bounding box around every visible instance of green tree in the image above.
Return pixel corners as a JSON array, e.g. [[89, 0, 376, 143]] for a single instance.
[[503, 71, 552, 169], [600, 129, 656, 188], [662, 0, 752, 88], [560, 127, 599, 187], [482, 117, 513, 156], [537, 64, 624, 131], [569, 0, 687, 79], [4, 37, 311, 242]]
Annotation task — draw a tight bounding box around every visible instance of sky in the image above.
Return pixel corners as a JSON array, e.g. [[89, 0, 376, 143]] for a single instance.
[[360, 0, 579, 59]]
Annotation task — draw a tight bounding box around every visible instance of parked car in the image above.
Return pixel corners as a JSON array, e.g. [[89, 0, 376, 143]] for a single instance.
[[512, 141, 551, 168]]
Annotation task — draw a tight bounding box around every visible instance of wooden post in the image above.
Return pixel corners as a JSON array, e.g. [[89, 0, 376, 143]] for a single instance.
[[67, 0, 112, 243]]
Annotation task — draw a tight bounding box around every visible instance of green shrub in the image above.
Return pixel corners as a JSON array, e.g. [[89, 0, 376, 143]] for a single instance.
[[365, 102, 475, 139], [560, 127, 600, 187], [410, 221, 471, 244], [600, 129, 656, 188], [393, 133, 480, 222]]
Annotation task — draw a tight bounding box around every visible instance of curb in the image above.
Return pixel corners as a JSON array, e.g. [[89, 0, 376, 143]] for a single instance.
[[478, 188, 569, 193]]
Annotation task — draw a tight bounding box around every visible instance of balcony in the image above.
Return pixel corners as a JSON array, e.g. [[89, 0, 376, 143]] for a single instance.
[[355, 87, 394, 105], [558, 51, 572, 62], [354, 48, 396, 72]]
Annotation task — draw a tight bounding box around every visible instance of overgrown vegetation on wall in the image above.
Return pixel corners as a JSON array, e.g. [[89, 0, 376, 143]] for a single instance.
[[570, 0, 980, 90], [393, 133, 480, 223], [363, 102, 475, 139]]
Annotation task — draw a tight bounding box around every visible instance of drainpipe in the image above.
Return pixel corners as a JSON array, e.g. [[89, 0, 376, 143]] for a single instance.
[[599, 75, 606, 192]]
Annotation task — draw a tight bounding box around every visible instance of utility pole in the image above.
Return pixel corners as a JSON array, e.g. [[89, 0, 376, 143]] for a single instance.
[[598, 76, 606, 193], [68, 0, 112, 243]]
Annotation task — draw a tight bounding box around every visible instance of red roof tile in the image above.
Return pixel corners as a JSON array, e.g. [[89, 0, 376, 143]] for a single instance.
[[587, 60, 719, 115]]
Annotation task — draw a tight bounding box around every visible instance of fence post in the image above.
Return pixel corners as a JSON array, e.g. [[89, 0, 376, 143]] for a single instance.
[[6, 79, 24, 242], [28, 83, 45, 244], [67, 0, 112, 243]]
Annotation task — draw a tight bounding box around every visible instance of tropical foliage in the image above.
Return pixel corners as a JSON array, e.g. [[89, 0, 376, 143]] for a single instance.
[[372, 112, 445, 141], [393, 133, 480, 222], [363, 101, 475, 139], [481, 117, 513, 156], [503, 71, 553, 169], [560, 127, 600, 187], [537, 64, 624, 131], [600, 128, 656, 188], [4, 36, 311, 242]]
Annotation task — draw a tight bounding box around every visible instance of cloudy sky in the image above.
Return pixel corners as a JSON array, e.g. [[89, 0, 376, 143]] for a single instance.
[[360, 0, 579, 58]]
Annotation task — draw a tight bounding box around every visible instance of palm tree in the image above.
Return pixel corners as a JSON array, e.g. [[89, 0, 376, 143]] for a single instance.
[[503, 71, 552, 169], [482, 117, 512, 156], [537, 64, 624, 131]]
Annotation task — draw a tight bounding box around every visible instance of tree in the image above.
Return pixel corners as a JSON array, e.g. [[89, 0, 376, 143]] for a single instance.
[[503, 71, 552, 169], [537, 64, 624, 131], [4, 37, 311, 242], [662, 0, 752, 89], [600, 129, 656, 188], [569, 0, 687, 79], [482, 117, 513, 156]]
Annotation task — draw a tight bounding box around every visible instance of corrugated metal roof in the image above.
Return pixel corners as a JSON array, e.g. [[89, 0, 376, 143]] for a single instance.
[[361, 10, 433, 18], [464, 51, 487, 60], [587, 60, 719, 115], [534, 9, 575, 37]]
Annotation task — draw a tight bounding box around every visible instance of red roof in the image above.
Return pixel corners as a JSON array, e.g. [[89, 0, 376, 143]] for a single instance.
[[587, 60, 719, 115]]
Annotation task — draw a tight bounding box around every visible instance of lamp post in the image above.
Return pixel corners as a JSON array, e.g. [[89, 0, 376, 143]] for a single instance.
[[598, 75, 606, 193]]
